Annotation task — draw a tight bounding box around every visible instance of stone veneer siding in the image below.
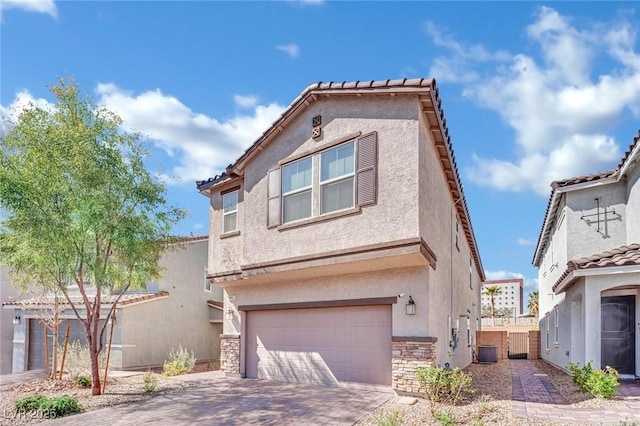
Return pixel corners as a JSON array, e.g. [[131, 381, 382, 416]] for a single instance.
[[220, 334, 240, 376], [391, 336, 437, 394]]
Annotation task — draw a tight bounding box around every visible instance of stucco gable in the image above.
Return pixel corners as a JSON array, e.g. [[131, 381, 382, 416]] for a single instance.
[[533, 129, 640, 266]]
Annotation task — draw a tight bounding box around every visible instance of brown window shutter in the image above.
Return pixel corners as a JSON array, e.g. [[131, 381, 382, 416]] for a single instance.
[[267, 167, 281, 228], [356, 131, 378, 206]]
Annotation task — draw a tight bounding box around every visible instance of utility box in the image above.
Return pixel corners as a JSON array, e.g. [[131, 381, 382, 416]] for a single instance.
[[478, 345, 497, 364]]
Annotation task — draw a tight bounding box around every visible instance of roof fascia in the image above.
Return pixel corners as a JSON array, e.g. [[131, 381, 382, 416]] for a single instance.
[[555, 264, 640, 294], [618, 141, 640, 181]]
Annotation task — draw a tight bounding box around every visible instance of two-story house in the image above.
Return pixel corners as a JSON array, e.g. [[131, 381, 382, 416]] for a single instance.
[[533, 130, 640, 378], [197, 78, 485, 393]]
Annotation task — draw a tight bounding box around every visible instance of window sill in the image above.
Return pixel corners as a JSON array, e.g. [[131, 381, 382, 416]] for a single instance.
[[278, 207, 361, 231], [554, 342, 560, 348], [220, 230, 241, 239]]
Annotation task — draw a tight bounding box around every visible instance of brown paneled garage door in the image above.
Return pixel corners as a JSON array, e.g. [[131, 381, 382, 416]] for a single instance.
[[246, 305, 391, 386]]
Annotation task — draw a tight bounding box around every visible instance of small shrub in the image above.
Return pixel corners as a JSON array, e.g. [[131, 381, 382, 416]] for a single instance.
[[143, 371, 157, 393], [162, 345, 196, 376], [566, 361, 619, 398], [76, 375, 91, 388], [416, 364, 475, 404], [376, 409, 404, 426], [63, 339, 107, 379], [14, 394, 81, 418], [433, 409, 454, 426], [14, 394, 47, 411]]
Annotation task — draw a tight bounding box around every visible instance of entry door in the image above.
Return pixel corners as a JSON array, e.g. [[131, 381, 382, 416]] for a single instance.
[[601, 296, 635, 375]]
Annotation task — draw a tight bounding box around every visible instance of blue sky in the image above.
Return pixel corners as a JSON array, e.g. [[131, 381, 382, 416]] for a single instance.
[[2, 1, 640, 299]]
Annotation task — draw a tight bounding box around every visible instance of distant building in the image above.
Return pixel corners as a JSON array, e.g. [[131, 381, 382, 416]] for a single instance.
[[481, 278, 524, 317]]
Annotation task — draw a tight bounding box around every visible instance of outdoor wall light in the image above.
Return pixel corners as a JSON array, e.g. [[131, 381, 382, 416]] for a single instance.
[[226, 309, 234, 321], [405, 296, 416, 315], [12, 315, 21, 325]]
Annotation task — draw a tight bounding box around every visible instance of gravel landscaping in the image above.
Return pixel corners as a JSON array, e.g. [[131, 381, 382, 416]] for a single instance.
[[0, 373, 196, 425], [357, 359, 627, 426]]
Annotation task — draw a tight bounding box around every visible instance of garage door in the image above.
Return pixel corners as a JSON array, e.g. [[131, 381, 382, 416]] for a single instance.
[[28, 319, 104, 370], [246, 305, 391, 386]]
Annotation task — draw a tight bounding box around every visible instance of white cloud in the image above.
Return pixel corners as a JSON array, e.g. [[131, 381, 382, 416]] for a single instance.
[[0, 90, 54, 134], [233, 94, 258, 109], [424, 21, 510, 83], [517, 238, 534, 247], [0, 0, 57, 19], [277, 43, 300, 58], [426, 7, 640, 195], [94, 83, 285, 185], [484, 270, 524, 281]]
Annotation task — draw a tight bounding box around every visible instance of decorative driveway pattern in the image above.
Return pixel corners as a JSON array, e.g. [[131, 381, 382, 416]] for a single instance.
[[47, 372, 393, 425], [511, 359, 640, 424]]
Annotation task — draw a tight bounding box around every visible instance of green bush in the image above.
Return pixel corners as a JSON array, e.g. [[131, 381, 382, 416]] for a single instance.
[[376, 409, 404, 426], [14, 394, 47, 411], [162, 345, 196, 376], [433, 409, 454, 426], [143, 371, 157, 393], [76, 375, 91, 388], [567, 361, 619, 398], [14, 394, 81, 418], [416, 365, 475, 404]]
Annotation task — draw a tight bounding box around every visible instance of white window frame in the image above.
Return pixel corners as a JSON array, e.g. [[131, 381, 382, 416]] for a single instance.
[[554, 307, 559, 344], [282, 157, 313, 224], [222, 190, 239, 233], [319, 141, 356, 215], [455, 216, 460, 250], [204, 267, 211, 292], [545, 314, 550, 350]]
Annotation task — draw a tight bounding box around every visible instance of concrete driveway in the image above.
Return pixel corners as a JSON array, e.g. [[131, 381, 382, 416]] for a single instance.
[[47, 372, 393, 425]]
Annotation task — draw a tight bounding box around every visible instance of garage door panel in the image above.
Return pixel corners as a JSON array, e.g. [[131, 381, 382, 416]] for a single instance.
[[247, 305, 391, 386]]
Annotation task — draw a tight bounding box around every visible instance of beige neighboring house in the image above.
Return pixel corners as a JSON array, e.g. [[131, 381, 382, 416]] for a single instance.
[[3, 236, 223, 373], [533, 130, 640, 378], [196, 78, 485, 394]]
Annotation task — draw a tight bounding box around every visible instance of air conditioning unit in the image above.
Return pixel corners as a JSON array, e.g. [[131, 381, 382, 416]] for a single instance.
[[478, 345, 497, 363]]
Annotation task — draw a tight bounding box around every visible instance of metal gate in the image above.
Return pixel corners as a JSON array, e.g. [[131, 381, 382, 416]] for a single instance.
[[508, 332, 529, 359]]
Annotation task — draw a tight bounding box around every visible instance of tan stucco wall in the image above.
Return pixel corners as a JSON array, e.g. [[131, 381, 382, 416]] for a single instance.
[[209, 96, 421, 272], [119, 239, 222, 369], [417, 111, 482, 369]]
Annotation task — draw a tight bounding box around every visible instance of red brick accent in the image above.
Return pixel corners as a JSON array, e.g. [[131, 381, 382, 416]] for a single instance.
[[476, 331, 508, 360], [528, 330, 541, 359]]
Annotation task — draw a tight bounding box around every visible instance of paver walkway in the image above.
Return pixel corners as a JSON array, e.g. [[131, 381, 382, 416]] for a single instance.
[[511, 359, 640, 424]]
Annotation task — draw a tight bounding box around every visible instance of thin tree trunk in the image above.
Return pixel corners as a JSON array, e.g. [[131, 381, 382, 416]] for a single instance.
[[59, 324, 71, 380], [90, 301, 102, 396], [491, 298, 496, 327]]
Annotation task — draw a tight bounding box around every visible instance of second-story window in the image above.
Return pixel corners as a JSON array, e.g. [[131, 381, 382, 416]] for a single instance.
[[223, 190, 238, 233], [320, 141, 355, 214], [283, 157, 313, 223]]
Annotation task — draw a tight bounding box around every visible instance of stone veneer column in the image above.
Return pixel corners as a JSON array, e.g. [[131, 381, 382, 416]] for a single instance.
[[220, 334, 240, 377], [391, 336, 437, 395]]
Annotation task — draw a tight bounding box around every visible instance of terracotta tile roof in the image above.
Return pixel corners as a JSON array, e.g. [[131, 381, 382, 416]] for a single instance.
[[553, 244, 640, 293], [195, 78, 484, 280], [533, 129, 640, 266], [175, 235, 208, 243], [3, 291, 170, 308]]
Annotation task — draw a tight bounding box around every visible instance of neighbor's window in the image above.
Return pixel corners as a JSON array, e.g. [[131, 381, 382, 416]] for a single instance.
[[545, 314, 550, 350], [204, 268, 211, 292], [554, 307, 559, 344], [282, 157, 313, 223], [320, 141, 355, 214], [223, 190, 238, 233]]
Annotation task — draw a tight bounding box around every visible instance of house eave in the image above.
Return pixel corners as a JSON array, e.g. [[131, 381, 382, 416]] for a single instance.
[[554, 264, 640, 294]]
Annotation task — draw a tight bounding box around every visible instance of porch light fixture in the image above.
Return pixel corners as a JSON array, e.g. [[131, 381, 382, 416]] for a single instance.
[[405, 296, 416, 315], [226, 309, 234, 321], [12, 315, 21, 325]]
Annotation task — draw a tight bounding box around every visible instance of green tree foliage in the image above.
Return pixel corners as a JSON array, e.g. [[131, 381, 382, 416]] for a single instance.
[[527, 290, 539, 318], [482, 285, 502, 326], [0, 78, 185, 395]]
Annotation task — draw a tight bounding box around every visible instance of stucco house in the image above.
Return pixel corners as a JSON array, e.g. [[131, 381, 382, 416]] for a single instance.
[[196, 78, 485, 393], [533, 130, 640, 378], [3, 236, 223, 373]]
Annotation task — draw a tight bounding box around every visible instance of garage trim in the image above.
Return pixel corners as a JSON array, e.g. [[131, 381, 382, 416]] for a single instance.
[[238, 296, 397, 311]]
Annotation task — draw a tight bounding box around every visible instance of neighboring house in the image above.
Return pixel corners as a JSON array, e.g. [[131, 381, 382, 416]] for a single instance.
[[196, 78, 485, 394], [3, 236, 223, 373], [481, 278, 524, 317], [533, 130, 640, 378]]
